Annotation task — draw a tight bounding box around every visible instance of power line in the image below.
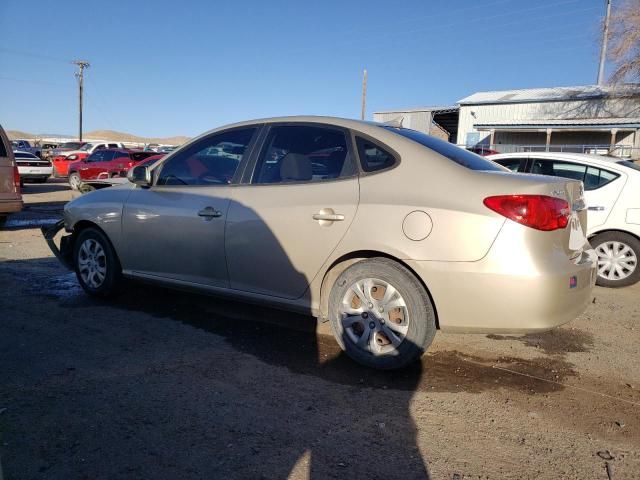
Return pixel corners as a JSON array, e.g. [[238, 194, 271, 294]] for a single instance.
[[0, 47, 70, 64]]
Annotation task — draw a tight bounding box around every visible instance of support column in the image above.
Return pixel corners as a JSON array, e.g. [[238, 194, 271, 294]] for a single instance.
[[489, 129, 495, 147], [545, 129, 552, 152], [609, 128, 618, 154]]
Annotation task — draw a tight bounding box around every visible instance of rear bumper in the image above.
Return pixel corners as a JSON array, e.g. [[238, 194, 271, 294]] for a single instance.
[[0, 199, 23, 215], [408, 249, 597, 334]]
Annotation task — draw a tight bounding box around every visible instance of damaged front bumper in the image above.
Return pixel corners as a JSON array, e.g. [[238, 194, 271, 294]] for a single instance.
[[41, 219, 74, 270]]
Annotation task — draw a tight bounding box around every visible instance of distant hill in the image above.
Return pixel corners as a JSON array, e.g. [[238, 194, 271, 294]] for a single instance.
[[84, 130, 191, 145], [6, 129, 190, 145]]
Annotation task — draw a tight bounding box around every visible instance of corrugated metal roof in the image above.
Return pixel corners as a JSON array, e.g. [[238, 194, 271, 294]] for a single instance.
[[373, 105, 459, 114], [458, 84, 640, 105], [474, 117, 640, 130]]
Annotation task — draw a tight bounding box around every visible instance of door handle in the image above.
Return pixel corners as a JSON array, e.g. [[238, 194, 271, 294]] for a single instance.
[[198, 207, 223, 219], [313, 208, 345, 223], [313, 213, 345, 221], [587, 206, 605, 211]]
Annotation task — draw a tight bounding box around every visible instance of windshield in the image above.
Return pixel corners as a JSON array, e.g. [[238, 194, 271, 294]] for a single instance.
[[79, 143, 94, 151], [61, 142, 83, 149], [382, 126, 506, 171]]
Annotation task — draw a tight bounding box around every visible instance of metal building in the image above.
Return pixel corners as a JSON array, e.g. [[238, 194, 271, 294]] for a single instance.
[[373, 106, 460, 143], [457, 84, 640, 158]]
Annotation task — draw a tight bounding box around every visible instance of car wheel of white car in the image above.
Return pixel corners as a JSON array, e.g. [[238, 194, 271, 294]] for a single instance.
[[591, 231, 640, 288], [328, 258, 436, 370], [69, 172, 81, 190], [73, 227, 122, 297]]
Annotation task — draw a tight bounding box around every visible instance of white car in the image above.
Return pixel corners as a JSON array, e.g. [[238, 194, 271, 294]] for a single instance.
[[488, 152, 640, 287], [14, 151, 53, 184], [60, 141, 125, 161]]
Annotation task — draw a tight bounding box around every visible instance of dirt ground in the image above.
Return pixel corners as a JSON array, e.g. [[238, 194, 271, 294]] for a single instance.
[[1, 180, 639, 479]]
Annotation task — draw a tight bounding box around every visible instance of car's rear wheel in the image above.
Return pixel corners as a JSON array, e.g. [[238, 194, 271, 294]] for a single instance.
[[73, 227, 122, 297], [68, 172, 81, 190], [328, 258, 436, 370], [591, 231, 640, 287]]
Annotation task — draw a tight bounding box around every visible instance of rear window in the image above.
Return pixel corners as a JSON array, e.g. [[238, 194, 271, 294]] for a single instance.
[[0, 138, 6, 157], [383, 126, 505, 171], [15, 152, 38, 159], [618, 160, 640, 172]]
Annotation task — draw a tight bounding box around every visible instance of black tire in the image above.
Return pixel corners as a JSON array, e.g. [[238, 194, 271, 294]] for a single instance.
[[68, 172, 81, 190], [328, 257, 436, 370], [73, 227, 122, 297], [591, 231, 640, 288]]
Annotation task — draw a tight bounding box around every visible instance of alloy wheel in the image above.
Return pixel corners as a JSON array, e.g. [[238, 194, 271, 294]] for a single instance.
[[340, 278, 409, 355], [78, 238, 107, 288]]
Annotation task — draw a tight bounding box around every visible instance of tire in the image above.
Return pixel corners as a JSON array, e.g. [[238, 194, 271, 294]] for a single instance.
[[73, 227, 122, 297], [328, 257, 436, 370], [591, 231, 640, 288], [68, 172, 81, 190]]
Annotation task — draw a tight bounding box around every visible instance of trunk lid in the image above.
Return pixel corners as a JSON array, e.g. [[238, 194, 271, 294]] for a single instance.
[[478, 171, 588, 259]]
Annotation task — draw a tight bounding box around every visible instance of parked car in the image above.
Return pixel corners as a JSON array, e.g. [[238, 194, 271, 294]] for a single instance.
[[46, 141, 86, 159], [0, 126, 22, 225], [467, 146, 500, 156], [11, 139, 42, 158], [67, 149, 160, 190], [43, 116, 596, 369], [78, 155, 165, 193], [51, 141, 125, 177], [14, 151, 52, 184], [488, 152, 640, 287]]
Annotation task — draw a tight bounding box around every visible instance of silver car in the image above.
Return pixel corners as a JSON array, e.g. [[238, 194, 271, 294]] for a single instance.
[[44, 117, 597, 369]]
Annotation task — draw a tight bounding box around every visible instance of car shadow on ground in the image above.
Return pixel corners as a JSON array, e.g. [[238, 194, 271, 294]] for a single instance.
[[0, 255, 591, 479]]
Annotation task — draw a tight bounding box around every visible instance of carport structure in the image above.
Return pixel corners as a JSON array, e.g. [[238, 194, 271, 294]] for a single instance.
[[474, 117, 640, 156]]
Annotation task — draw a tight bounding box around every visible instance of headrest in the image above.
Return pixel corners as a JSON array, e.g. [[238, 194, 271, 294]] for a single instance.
[[280, 153, 312, 181]]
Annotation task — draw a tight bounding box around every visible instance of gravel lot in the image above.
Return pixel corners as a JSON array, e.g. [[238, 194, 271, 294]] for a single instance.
[[1, 180, 639, 479]]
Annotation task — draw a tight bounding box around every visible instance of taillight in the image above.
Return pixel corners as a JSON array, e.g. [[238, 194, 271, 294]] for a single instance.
[[13, 165, 21, 194], [484, 195, 570, 231]]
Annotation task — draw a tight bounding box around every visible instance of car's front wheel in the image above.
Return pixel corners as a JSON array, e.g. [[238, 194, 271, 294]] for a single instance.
[[328, 258, 436, 370], [73, 227, 122, 297], [591, 231, 640, 287], [68, 172, 81, 190]]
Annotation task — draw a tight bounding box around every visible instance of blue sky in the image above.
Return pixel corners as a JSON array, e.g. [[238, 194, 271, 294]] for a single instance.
[[0, 0, 608, 138]]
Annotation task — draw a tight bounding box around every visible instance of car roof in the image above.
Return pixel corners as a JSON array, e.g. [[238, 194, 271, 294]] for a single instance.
[[189, 115, 395, 143], [487, 151, 625, 167]]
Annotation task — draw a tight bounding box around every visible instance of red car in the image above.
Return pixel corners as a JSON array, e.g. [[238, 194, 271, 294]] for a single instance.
[[68, 149, 160, 190]]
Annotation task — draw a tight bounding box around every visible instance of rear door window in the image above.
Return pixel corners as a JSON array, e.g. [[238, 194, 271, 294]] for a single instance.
[[531, 159, 619, 191], [252, 125, 354, 184]]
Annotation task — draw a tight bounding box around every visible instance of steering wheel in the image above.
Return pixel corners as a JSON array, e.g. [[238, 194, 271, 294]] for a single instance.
[[197, 171, 229, 185]]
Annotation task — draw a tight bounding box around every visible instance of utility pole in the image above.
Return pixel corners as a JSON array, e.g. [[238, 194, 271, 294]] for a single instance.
[[597, 0, 612, 85], [73, 60, 90, 141], [360, 69, 367, 120]]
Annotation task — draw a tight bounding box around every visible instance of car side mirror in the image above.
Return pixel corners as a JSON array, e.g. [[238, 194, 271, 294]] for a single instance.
[[127, 165, 152, 187]]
